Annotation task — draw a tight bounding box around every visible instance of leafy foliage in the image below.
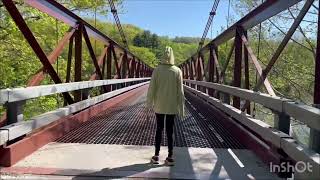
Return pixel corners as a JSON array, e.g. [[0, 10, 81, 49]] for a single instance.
[[133, 30, 160, 49]]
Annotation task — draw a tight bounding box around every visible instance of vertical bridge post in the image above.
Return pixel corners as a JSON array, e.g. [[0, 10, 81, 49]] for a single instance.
[[185, 63, 190, 86], [6, 101, 26, 125], [310, 0, 320, 153], [208, 45, 215, 97], [243, 30, 250, 114], [233, 26, 243, 109], [274, 112, 290, 135], [74, 22, 83, 102], [190, 57, 196, 89]]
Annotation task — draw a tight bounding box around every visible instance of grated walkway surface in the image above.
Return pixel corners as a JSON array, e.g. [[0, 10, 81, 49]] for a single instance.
[[56, 89, 245, 149]]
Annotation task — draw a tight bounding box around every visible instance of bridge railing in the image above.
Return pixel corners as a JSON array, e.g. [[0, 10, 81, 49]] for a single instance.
[[179, 0, 319, 154], [0, 78, 149, 146], [184, 79, 320, 133], [184, 79, 320, 178]]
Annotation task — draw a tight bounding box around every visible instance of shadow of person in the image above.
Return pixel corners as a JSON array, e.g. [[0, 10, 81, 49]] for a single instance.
[[71, 163, 165, 179]]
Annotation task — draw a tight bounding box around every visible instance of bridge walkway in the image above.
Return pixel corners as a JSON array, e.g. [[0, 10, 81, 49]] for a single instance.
[[0, 85, 280, 179]]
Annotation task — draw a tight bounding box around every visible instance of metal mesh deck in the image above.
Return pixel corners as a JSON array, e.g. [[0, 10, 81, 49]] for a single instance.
[[56, 90, 245, 149]]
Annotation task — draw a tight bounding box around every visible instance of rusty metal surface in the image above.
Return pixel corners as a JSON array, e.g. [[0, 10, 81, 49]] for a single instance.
[[56, 92, 244, 149]]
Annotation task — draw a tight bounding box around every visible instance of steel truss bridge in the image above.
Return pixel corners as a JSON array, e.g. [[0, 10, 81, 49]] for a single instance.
[[0, 0, 319, 179]]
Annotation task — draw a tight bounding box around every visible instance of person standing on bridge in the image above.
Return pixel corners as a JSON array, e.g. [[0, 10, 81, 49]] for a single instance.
[[147, 46, 185, 166]]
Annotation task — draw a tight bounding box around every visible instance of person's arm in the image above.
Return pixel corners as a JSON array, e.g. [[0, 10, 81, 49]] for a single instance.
[[147, 69, 157, 107], [177, 69, 185, 117]]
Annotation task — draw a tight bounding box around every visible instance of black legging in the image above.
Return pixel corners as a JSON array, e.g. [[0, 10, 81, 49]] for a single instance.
[[155, 113, 175, 157]]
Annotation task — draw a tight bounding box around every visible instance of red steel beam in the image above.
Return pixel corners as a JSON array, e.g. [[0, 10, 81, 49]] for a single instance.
[[74, 23, 83, 102], [242, 0, 313, 111], [208, 46, 215, 83], [190, 58, 196, 88], [196, 56, 201, 91], [199, 53, 205, 81], [141, 64, 146, 77], [185, 63, 190, 86], [240, 32, 276, 96], [64, 36, 74, 106], [309, 0, 320, 154], [208, 46, 215, 96], [185, 63, 189, 80], [111, 45, 121, 79], [212, 46, 221, 83], [181, 64, 185, 78], [141, 64, 145, 77], [113, 53, 124, 79], [27, 28, 75, 86], [253, 0, 313, 93], [185, 64, 189, 79], [65, 36, 74, 83], [233, 27, 242, 109], [315, 0, 320, 105], [90, 47, 108, 80], [82, 25, 104, 80], [244, 31, 251, 114], [195, 56, 200, 81], [121, 53, 128, 79], [127, 57, 131, 78], [219, 42, 234, 83], [205, 0, 302, 49], [130, 57, 136, 78], [25, 0, 152, 70], [135, 61, 140, 78], [101, 46, 107, 79], [106, 44, 112, 92], [2, 0, 73, 104], [183, 0, 302, 64]]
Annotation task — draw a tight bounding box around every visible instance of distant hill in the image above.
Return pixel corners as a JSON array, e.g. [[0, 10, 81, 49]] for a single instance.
[[86, 19, 200, 67]]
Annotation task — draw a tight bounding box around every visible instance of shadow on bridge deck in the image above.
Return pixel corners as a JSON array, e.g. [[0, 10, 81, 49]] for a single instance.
[[0, 85, 280, 179]]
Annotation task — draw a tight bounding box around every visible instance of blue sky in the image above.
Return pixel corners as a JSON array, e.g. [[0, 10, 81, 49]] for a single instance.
[[104, 0, 238, 38]]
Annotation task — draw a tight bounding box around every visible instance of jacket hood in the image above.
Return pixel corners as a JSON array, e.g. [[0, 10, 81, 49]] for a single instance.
[[161, 46, 175, 65]]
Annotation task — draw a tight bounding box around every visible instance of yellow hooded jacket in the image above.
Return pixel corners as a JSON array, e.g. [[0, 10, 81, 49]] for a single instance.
[[147, 46, 185, 117]]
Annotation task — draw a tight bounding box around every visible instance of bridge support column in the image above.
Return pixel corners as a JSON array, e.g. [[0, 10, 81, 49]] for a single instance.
[[106, 43, 112, 92], [244, 30, 250, 114], [64, 35, 74, 106], [74, 22, 83, 102], [6, 101, 25, 125], [274, 112, 290, 134], [221, 93, 230, 105], [197, 53, 205, 93], [213, 46, 220, 99], [208, 46, 215, 97], [310, 0, 320, 153], [310, 128, 320, 153], [190, 58, 196, 89], [186, 63, 190, 86], [233, 26, 243, 109]]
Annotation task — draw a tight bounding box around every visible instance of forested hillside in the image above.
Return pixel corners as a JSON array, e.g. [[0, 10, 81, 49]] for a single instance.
[[90, 19, 200, 66]]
